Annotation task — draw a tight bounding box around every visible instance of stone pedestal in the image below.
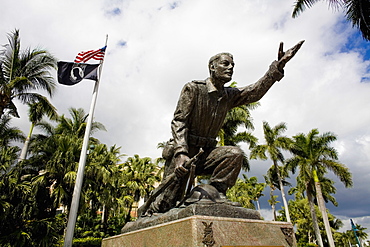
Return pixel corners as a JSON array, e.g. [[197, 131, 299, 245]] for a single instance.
[[102, 215, 295, 247], [102, 203, 296, 247]]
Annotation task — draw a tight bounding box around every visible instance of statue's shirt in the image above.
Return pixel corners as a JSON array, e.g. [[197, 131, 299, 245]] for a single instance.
[[172, 61, 284, 156]]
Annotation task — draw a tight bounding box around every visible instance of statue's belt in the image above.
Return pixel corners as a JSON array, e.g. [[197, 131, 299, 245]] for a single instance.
[[188, 134, 217, 148]]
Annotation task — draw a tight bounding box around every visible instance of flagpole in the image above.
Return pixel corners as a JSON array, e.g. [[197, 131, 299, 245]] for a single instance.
[[63, 35, 108, 247], [351, 219, 362, 247]]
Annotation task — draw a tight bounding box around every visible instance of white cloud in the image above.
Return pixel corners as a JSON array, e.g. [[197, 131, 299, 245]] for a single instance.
[[259, 208, 275, 222]]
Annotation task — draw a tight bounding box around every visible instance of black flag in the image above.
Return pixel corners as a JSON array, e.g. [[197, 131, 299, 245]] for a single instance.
[[57, 61, 100, 86]]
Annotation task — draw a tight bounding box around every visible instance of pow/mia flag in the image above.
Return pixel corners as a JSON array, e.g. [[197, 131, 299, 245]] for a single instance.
[[57, 61, 100, 86]]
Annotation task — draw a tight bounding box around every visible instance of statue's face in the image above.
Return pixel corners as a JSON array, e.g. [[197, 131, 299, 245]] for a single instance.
[[211, 55, 234, 83]]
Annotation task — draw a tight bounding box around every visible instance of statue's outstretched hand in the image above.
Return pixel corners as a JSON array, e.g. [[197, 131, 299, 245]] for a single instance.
[[277, 40, 304, 71]]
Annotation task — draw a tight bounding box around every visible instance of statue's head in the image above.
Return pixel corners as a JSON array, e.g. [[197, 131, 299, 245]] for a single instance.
[[208, 52, 234, 83]]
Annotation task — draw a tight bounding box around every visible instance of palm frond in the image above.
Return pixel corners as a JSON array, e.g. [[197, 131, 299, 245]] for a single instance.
[[345, 0, 370, 41]]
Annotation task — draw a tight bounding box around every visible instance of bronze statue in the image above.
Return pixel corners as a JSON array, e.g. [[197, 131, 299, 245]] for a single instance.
[[142, 41, 304, 215]]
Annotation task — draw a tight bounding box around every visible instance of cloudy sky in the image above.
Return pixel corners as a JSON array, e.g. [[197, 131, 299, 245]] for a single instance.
[[2, 0, 369, 236]]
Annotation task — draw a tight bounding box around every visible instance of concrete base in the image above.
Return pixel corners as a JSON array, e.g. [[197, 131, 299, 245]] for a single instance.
[[121, 202, 262, 234], [102, 215, 296, 247]]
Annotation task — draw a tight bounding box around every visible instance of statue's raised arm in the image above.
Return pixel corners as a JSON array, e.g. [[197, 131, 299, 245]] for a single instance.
[[277, 40, 305, 71]]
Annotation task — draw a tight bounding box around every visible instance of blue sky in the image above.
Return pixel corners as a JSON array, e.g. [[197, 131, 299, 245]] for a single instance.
[[1, 0, 369, 238], [347, 34, 370, 82]]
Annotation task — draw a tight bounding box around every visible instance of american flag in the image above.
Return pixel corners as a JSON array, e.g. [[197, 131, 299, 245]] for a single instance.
[[74, 46, 106, 63]]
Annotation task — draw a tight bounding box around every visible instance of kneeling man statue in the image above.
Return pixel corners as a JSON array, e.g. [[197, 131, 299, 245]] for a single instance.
[[140, 41, 304, 216]]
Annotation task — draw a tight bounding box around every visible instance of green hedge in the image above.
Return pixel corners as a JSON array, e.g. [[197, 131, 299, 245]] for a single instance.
[[72, 237, 102, 246]]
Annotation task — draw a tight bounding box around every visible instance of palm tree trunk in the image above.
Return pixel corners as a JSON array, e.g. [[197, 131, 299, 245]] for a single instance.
[[307, 184, 324, 247], [125, 203, 133, 223], [274, 162, 291, 222], [270, 188, 277, 221], [313, 169, 335, 247], [101, 204, 106, 224], [271, 203, 276, 221], [256, 199, 261, 211], [19, 123, 34, 161], [101, 204, 109, 233]]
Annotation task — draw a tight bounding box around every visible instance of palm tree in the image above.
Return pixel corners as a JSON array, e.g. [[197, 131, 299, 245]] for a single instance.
[[247, 175, 266, 211], [227, 177, 254, 209], [263, 166, 291, 221], [286, 129, 353, 247], [0, 161, 36, 246], [227, 174, 266, 210], [84, 144, 124, 229], [19, 97, 57, 161], [121, 155, 161, 222], [281, 197, 342, 246], [292, 0, 370, 41], [0, 113, 24, 171], [0, 146, 20, 173], [219, 102, 259, 148], [263, 174, 279, 220], [29, 108, 106, 214], [281, 198, 317, 244], [56, 108, 105, 138], [0, 29, 57, 118], [0, 115, 24, 215], [288, 173, 340, 245], [0, 113, 25, 147], [250, 121, 292, 222]]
